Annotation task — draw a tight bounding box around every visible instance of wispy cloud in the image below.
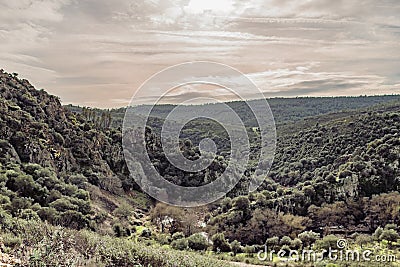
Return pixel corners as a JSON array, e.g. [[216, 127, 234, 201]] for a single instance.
[[0, 0, 399, 107]]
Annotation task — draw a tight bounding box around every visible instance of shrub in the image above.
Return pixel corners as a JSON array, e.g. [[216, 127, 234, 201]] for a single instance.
[[298, 231, 320, 248], [113, 203, 132, 219], [244, 245, 255, 257], [49, 198, 77, 212], [280, 236, 292, 246], [141, 228, 152, 238], [315, 235, 339, 251], [67, 174, 88, 189], [19, 209, 40, 221], [156, 233, 171, 245], [373, 227, 384, 241], [290, 238, 303, 250], [230, 240, 242, 256], [211, 233, 231, 252], [171, 238, 189, 251], [112, 223, 131, 237], [384, 224, 397, 231], [380, 229, 399, 244], [266, 236, 279, 250], [172, 231, 185, 241], [187, 233, 208, 251], [1, 233, 22, 249], [355, 234, 372, 248]]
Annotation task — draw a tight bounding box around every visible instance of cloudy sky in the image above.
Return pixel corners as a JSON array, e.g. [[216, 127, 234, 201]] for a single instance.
[[1, 0, 399, 107]]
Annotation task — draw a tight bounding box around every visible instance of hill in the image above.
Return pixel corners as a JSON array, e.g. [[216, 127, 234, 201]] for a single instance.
[[1, 69, 400, 266]]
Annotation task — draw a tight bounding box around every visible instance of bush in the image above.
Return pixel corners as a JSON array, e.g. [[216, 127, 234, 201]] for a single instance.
[[49, 198, 77, 212], [244, 245, 255, 257], [112, 223, 131, 237], [298, 231, 320, 248], [187, 233, 208, 251], [1, 233, 22, 249], [171, 238, 189, 251], [211, 233, 231, 252], [266, 236, 279, 249], [355, 234, 372, 248], [380, 229, 399, 244], [373, 227, 384, 241], [156, 233, 171, 245], [315, 235, 339, 251], [172, 231, 185, 241], [290, 238, 303, 250], [19, 209, 40, 221], [230, 240, 242, 256], [113, 203, 132, 219], [384, 224, 398, 231], [141, 228, 152, 238], [280, 236, 292, 246]]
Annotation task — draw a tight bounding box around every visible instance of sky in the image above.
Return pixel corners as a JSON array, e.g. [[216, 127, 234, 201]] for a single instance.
[[0, 0, 399, 108]]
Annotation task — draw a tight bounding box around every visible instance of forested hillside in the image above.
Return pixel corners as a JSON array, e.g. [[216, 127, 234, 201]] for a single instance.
[[1, 69, 399, 266]]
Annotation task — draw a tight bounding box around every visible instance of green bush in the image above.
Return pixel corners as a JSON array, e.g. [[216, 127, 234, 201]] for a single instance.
[[244, 245, 255, 257], [280, 236, 292, 246], [156, 233, 171, 245], [211, 233, 231, 252], [187, 233, 209, 251], [171, 238, 189, 251], [19, 209, 40, 221], [172, 231, 185, 240], [230, 240, 242, 256], [1, 232, 22, 249], [290, 238, 303, 250], [315, 235, 339, 251]]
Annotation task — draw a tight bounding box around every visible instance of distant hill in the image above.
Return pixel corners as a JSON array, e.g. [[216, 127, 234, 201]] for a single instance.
[[66, 94, 400, 128]]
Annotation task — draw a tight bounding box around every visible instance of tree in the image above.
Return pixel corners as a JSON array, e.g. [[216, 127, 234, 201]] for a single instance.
[[221, 197, 232, 212], [238, 208, 283, 245], [367, 191, 400, 230], [232, 196, 250, 219], [280, 213, 309, 238], [150, 203, 184, 233]]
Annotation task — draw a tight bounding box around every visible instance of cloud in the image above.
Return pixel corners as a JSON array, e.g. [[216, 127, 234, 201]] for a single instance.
[[0, 0, 399, 107]]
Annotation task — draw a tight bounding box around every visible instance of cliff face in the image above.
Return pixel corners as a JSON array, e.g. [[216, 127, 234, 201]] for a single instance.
[[0, 70, 128, 194]]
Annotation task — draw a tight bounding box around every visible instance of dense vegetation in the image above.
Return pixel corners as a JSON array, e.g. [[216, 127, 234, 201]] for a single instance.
[[1, 69, 400, 266]]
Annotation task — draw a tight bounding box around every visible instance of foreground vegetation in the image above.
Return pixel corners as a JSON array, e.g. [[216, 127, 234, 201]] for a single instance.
[[0, 211, 235, 266]]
